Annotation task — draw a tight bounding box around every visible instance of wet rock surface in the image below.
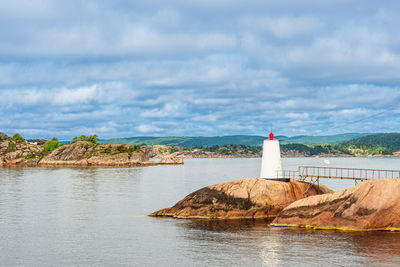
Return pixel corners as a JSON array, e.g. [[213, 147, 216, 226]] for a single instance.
[[150, 178, 332, 219]]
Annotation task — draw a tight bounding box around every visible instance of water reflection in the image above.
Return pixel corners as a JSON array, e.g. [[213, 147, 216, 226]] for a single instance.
[[174, 218, 400, 266], [260, 227, 288, 267], [178, 218, 273, 233]]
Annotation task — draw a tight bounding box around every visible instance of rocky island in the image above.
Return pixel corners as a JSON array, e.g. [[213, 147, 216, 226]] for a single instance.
[[0, 132, 182, 167], [150, 178, 332, 219], [151, 176, 400, 232]]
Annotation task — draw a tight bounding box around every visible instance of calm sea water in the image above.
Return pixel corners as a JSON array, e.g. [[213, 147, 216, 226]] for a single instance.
[[1, 157, 400, 266]]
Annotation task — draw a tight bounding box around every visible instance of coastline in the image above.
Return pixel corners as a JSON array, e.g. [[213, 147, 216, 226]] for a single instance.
[[1, 133, 399, 167], [175, 153, 400, 159]]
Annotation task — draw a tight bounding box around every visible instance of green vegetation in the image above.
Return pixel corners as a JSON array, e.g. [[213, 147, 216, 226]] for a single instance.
[[116, 145, 142, 156], [12, 133, 25, 143], [280, 143, 351, 156], [102, 145, 112, 154], [190, 143, 353, 156], [341, 133, 400, 153], [7, 140, 16, 152], [43, 138, 64, 154], [25, 152, 37, 159], [280, 133, 372, 145], [169, 147, 179, 153], [25, 151, 45, 159], [36, 139, 46, 145], [195, 144, 262, 155], [116, 145, 129, 154], [71, 134, 100, 145], [323, 133, 400, 155], [279, 133, 400, 156]]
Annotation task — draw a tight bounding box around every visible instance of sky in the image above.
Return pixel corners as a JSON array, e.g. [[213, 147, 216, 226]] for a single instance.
[[1, 0, 400, 139]]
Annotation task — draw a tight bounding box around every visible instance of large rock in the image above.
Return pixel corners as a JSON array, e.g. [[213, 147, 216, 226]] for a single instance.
[[271, 179, 400, 231], [150, 178, 332, 219]]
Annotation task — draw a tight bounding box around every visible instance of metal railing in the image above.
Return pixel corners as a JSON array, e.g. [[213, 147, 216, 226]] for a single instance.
[[298, 166, 400, 180]]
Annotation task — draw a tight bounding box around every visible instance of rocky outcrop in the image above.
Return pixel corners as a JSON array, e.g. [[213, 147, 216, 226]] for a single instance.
[[141, 145, 173, 158], [0, 132, 8, 141], [150, 178, 332, 219], [40, 141, 156, 167], [159, 155, 183, 165], [0, 138, 187, 167], [0, 139, 44, 166], [271, 179, 400, 231]]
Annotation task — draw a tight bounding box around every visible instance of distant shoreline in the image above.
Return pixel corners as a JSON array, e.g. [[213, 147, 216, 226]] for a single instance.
[[159, 153, 400, 159]]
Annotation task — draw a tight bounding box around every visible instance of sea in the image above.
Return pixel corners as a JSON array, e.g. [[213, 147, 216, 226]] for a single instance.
[[1, 157, 400, 266]]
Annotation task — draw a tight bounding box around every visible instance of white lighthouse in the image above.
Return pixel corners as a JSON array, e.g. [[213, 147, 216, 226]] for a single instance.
[[260, 132, 283, 180]]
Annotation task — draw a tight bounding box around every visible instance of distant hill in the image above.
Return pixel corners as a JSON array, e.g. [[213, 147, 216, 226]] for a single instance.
[[102, 133, 374, 148], [342, 133, 400, 151], [102, 135, 267, 147], [280, 133, 372, 144]]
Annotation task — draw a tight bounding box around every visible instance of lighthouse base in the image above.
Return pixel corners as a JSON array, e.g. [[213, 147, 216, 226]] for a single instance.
[[263, 178, 290, 183]]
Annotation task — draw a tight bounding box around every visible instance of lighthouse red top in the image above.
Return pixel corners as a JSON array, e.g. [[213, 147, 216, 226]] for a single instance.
[[269, 132, 274, 140]]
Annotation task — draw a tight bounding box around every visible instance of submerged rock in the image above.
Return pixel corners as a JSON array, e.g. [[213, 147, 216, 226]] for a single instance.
[[150, 178, 332, 219], [271, 179, 400, 231]]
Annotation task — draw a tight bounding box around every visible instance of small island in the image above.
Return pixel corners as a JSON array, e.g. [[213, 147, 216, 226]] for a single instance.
[[0, 132, 182, 167]]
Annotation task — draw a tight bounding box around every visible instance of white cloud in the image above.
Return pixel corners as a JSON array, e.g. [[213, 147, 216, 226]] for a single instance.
[[140, 103, 184, 118], [136, 124, 163, 133], [1, 1, 400, 138], [191, 114, 217, 122], [285, 112, 309, 120], [54, 85, 97, 105], [0, 83, 137, 108]]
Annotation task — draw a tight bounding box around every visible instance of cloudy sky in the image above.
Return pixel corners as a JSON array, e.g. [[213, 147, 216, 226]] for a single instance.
[[1, 0, 399, 139]]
